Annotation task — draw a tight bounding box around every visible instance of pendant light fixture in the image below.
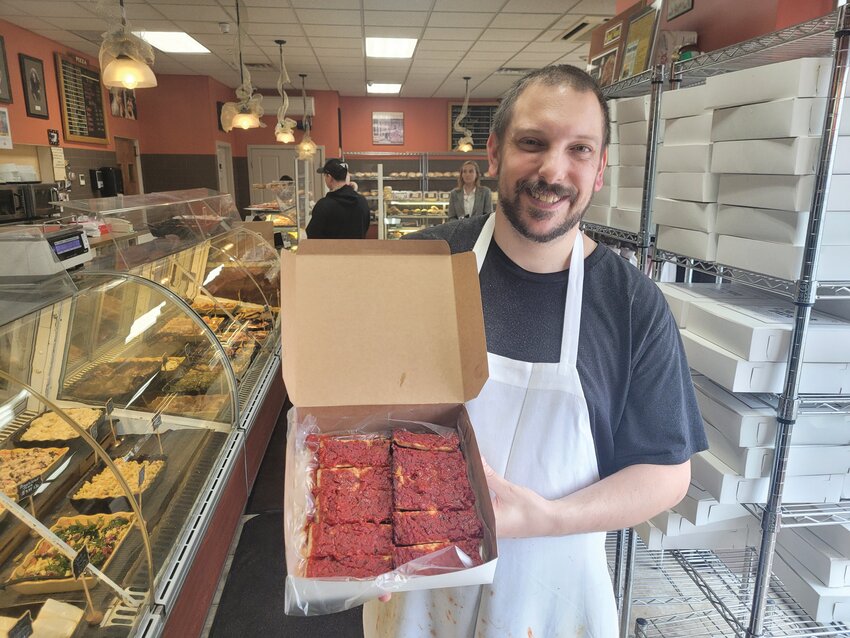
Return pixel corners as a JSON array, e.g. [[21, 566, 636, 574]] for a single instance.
[[297, 73, 317, 160], [274, 39, 296, 143], [220, 0, 264, 132], [454, 76, 474, 153], [100, 0, 157, 90]]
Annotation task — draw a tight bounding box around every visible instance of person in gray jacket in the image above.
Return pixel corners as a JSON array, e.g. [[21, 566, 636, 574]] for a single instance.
[[447, 160, 493, 219]]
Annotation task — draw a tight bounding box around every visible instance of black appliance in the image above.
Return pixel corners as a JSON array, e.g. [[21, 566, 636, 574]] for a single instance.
[[0, 185, 27, 224], [99, 166, 123, 197], [21, 184, 59, 220]]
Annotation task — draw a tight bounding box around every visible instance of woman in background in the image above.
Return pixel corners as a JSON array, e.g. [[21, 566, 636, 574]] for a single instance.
[[447, 160, 492, 220]]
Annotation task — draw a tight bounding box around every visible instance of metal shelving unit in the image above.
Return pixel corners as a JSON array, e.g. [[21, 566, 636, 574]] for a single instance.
[[596, 7, 850, 637]]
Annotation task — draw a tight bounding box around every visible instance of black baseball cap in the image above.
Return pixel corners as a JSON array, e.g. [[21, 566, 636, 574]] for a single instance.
[[317, 158, 348, 181]]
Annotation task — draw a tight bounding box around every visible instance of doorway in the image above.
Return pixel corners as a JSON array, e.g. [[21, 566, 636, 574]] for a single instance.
[[216, 142, 235, 195], [114, 136, 141, 195], [247, 145, 324, 205]]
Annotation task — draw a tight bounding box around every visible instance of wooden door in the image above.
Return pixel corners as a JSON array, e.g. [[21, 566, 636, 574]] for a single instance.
[[115, 136, 139, 195], [247, 146, 299, 204]]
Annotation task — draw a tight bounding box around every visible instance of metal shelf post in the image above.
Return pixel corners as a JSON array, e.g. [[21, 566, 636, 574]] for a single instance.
[[746, 7, 850, 637], [637, 64, 666, 272]]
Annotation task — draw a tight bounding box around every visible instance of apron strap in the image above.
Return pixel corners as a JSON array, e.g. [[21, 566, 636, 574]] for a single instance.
[[471, 213, 585, 370]]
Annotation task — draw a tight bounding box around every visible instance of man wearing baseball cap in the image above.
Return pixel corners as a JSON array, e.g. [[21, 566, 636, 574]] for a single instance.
[[306, 158, 371, 239]]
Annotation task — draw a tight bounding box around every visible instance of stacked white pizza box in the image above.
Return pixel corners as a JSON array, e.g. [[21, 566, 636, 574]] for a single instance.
[[654, 276, 850, 621], [586, 99, 617, 227], [653, 82, 719, 261]]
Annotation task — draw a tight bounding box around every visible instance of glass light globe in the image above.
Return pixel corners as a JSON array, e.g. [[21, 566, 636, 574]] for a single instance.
[[103, 55, 157, 90], [232, 111, 260, 130]]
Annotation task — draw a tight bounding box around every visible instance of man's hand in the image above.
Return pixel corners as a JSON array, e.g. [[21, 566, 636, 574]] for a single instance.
[[482, 458, 555, 538]]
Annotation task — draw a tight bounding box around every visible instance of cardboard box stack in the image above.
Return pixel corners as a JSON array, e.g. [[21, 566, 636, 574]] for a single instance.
[[607, 95, 655, 233], [586, 99, 617, 227], [654, 83, 720, 261]]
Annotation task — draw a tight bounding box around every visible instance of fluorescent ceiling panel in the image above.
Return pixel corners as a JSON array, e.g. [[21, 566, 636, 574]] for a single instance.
[[365, 37, 417, 58], [133, 31, 210, 53], [367, 82, 402, 93]]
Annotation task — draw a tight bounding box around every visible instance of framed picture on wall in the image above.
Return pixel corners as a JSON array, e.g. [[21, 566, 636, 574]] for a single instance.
[[618, 6, 660, 81], [667, 0, 694, 21], [589, 48, 618, 88], [0, 107, 12, 149], [0, 37, 11, 104], [372, 111, 404, 145], [19, 54, 49, 118]]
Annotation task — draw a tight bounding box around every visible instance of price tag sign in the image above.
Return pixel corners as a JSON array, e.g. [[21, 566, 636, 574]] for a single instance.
[[282, 240, 291, 249], [151, 412, 162, 432], [137, 464, 146, 492], [9, 611, 33, 638], [105, 398, 114, 416], [17, 476, 41, 500], [72, 545, 90, 580]]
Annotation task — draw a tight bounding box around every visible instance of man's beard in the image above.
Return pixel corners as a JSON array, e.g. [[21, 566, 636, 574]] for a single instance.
[[499, 178, 589, 244]]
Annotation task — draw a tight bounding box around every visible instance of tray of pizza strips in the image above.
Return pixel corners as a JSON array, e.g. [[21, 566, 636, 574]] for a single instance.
[[283, 412, 497, 616]]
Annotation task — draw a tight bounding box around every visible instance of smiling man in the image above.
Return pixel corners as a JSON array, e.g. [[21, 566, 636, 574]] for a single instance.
[[363, 65, 707, 638]]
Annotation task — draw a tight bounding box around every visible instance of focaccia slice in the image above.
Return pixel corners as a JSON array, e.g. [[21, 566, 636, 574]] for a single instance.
[[393, 539, 482, 568], [314, 467, 392, 524], [316, 435, 390, 468], [392, 508, 482, 546], [305, 554, 392, 578], [392, 430, 459, 452], [306, 522, 392, 558], [392, 448, 474, 511]]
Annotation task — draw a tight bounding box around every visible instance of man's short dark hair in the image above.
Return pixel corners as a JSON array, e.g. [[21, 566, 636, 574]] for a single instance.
[[491, 65, 610, 149]]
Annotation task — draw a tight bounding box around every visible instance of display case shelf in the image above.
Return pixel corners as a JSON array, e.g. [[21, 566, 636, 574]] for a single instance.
[[601, 68, 655, 99], [743, 502, 850, 529]]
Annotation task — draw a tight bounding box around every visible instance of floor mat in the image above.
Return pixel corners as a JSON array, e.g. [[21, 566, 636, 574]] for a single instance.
[[209, 512, 363, 638], [246, 399, 290, 514]]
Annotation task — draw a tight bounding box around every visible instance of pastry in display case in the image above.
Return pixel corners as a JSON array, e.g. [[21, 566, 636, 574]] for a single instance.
[[0, 192, 283, 636]]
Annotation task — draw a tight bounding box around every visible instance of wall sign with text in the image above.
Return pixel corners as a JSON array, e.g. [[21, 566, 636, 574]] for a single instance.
[[55, 53, 109, 145]]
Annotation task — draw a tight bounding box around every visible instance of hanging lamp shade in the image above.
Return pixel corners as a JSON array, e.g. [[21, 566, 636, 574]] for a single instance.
[[296, 73, 317, 159], [99, 0, 156, 90], [274, 39, 297, 144], [220, 0, 264, 132], [276, 126, 295, 143], [453, 76, 474, 152]]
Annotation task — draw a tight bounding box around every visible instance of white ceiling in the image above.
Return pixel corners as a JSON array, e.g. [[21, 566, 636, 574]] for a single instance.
[[0, 0, 616, 98]]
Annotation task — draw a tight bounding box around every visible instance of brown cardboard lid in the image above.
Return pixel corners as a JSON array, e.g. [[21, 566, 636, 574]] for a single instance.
[[281, 239, 488, 407]]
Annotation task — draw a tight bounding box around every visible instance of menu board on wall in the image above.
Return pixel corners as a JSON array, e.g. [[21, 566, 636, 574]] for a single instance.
[[55, 53, 109, 145]]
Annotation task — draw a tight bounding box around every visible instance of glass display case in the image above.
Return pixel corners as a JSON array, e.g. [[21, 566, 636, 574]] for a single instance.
[[0, 190, 284, 636]]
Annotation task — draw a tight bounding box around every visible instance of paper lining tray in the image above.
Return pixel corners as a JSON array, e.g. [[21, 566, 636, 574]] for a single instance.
[[11, 409, 111, 450], [68, 455, 167, 515], [6, 513, 136, 595], [284, 404, 498, 615]]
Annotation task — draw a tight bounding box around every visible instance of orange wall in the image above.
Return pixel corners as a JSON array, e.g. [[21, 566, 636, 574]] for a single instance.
[[135, 75, 218, 155], [0, 19, 140, 151]]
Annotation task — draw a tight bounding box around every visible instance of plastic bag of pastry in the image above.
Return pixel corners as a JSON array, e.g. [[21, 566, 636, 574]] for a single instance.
[[283, 409, 497, 616]]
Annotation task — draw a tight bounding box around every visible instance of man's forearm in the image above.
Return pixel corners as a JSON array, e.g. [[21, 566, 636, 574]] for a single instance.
[[485, 460, 691, 538]]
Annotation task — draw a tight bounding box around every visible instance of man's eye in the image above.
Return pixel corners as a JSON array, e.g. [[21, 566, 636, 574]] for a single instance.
[[518, 138, 543, 148], [573, 145, 593, 153]]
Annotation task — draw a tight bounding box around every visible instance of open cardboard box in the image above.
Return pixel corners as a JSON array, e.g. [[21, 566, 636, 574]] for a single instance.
[[280, 239, 495, 615]]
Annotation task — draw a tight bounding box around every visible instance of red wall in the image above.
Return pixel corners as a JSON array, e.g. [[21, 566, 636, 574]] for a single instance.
[[0, 19, 140, 151]]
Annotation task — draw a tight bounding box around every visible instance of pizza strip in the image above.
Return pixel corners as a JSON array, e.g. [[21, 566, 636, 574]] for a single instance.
[[393, 539, 482, 568], [314, 467, 392, 524], [317, 435, 390, 468], [392, 448, 474, 511], [392, 430, 459, 452], [392, 508, 482, 546], [305, 554, 393, 578], [307, 522, 392, 558]]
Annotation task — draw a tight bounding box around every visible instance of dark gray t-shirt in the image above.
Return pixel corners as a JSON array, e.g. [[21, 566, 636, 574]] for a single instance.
[[409, 215, 707, 479]]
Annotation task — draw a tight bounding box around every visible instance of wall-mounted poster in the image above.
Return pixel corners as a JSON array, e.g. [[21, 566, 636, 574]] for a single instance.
[[667, 0, 694, 21], [372, 111, 404, 145], [0, 37, 11, 104], [587, 1, 648, 87], [19, 54, 48, 118], [109, 88, 137, 120], [619, 6, 660, 81], [0, 107, 12, 149], [55, 53, 109, 145], [589, 48, 618, 88], [603, 23, 622, 47]]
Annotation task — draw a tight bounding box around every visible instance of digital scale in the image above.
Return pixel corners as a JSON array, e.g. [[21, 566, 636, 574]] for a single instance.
[[44, 225, 92, 270]]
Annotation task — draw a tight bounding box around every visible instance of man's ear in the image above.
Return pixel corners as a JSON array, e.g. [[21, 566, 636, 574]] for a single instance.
[[486, 133, 500, 177], [594, 146, 608, 192]]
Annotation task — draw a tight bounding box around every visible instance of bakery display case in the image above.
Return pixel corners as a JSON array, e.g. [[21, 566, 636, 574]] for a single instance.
[[0, 191, 286, 636]]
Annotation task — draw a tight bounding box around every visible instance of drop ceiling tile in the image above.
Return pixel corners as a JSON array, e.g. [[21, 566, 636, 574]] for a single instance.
[[506, 54, 561, 65], [243, 0, 296, 6], [416, 40, 471, 53], [306, 37, 362, 49], [426, 11, 494, 28], [502, 0, 582, 11], [366, 60, 412, 73], [194, 33, 238, 46], [469, 40, 524, 53], [432, 0, 505, 10], [364, 10, 428, 27], [156, 4, 230, 21], [363, 26, 422, 38], [290, 0, 358, 7], [0, 1, 26, 15], [43, 16, 108, 30], [570, 0, 616, 15], [479, 28, 544, 41], [7, 16, 62, 31], [415, 49, 464, 61], [364, 0, 432, 10], [245, 23, 305, 36], [523, 41, 582, 54], [294, 8, 361, 25], [7, 0, 93, 16], [173, 21, 230, 35], [464, 51, 513, 62], [315, 50, 365, 60], [422, 27, 483, 40], [303, 24, 361, 38], [489, 13, 560, 29], [240, 7, 298, 22]]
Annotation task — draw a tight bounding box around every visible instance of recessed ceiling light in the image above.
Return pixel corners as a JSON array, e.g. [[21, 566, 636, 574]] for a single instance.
[[365, 37, 417, 59], [132, 31, 210, 54], [367, 83, 402, 94]]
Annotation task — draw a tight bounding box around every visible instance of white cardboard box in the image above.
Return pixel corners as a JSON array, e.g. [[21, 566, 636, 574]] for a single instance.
[[661, 84, 708, 120], [649, 509, 754, 537], [712, 98, 827, 141], [657, 144, 712, 173], [811, 523, 850, 559], [673, 482, 749, 526], [717, 173, 850, 211], [657, 172, 719, 202], [636, 519, 753, 551], [608, 98, 617, 122], [584, 204, 611, 226], [773, 548, 850, 624], [711, 137, 821, 175], [615, 95, 650, 123], [595, 185, 616, 206], [656, 282, 775, 327], [617, 165, 645, 188], [685, 300, 850, 362], [657, 226, 717, 261], [616, 187, 643, 211], [664, 113, 713, 145], [778, 527, 850, 588], [610, 125, 618, 144], [704, 57, 832, 110], [715, 205, 808, 245], [606, 143, 619, 166], [603, 165, 619, 188], [716, 235, 850, 281], [619, 144, 646, 166], [704, 420, 850, 479], [690, 450, 845, 504], [693, 375, 850, 447], [680, 329, 850, 394], [609, 206, 642, 232], [618, 120, 654, 145], [653, 198, 717, 232]]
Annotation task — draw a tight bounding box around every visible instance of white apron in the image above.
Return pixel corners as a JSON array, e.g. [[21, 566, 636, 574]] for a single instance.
[[364, 214, 619, 638]]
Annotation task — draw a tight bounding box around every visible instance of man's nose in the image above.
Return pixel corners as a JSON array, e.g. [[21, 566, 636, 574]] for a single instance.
[[537, 148, 570, 185]]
